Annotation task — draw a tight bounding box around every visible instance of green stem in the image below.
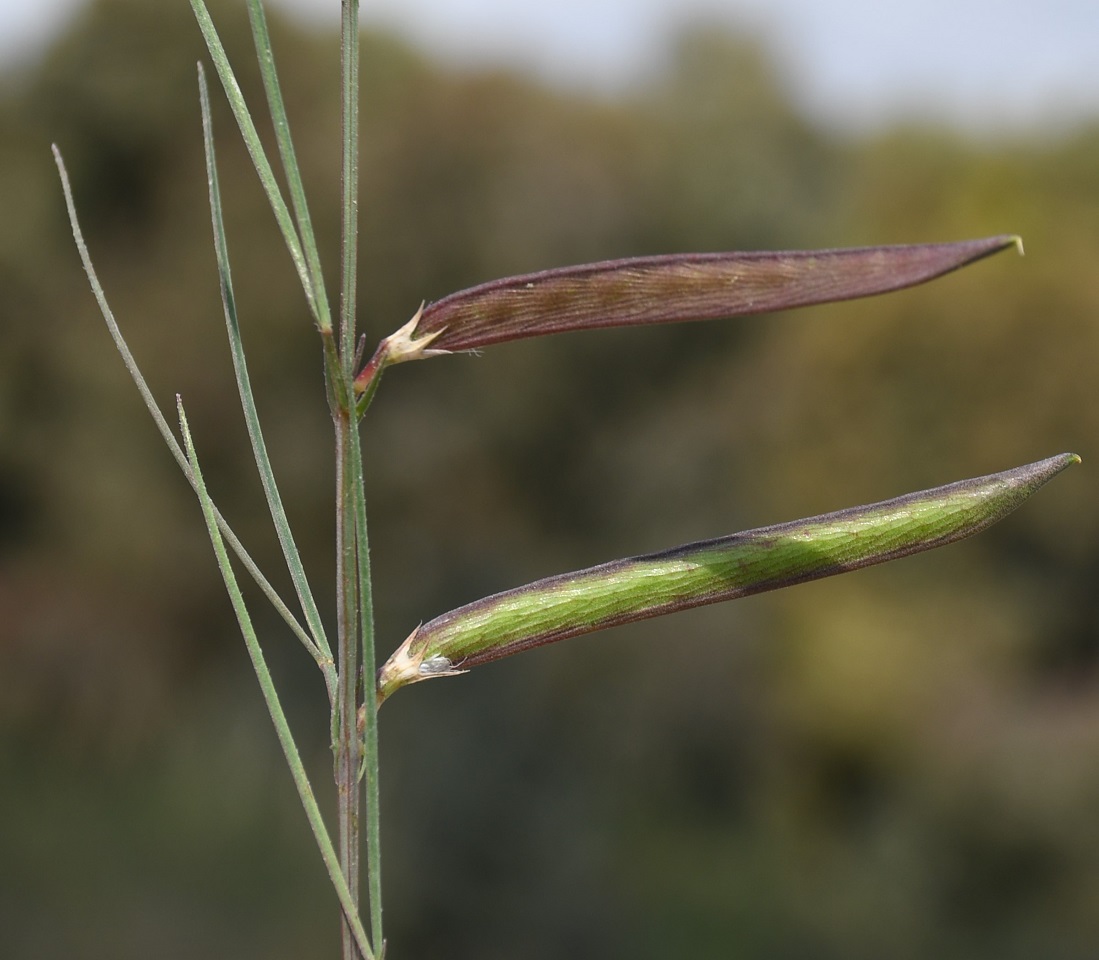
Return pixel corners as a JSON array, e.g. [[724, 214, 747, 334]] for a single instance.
[[351, 416, 383, 952], [333, 3, 368, 957], [335, 409, 362, 960]]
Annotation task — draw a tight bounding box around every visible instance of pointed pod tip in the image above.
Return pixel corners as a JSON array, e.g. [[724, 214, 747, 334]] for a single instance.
[[1048, 451, 1081, 470], [982, 234, 1023, 255], [978, 234, 1023, 259], [1019, 452, 1081, 489]]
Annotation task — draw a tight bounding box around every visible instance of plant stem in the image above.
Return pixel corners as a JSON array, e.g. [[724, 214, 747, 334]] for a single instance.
[[351, 417, 383, 952], [334, 2, 370, 958], [335, 407, 362, 960]]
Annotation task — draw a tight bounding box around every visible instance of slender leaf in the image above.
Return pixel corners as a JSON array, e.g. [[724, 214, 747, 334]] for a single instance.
[[177, 400, 374, 960], [188, 0, 331, 331], [378, 453, 1078, 703], [52, 146, 320, 665], [359, 237, 1020, 378], [245, 0, 334, 339], [199, 65, 336, 699], [339, 0, 362, 372]]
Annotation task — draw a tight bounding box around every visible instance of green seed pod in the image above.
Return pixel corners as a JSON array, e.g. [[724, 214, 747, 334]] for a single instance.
[[378, 453, 1078, 703]]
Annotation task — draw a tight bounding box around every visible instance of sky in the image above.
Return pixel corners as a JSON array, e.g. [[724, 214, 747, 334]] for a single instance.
[[2, 0, 1098, 132]]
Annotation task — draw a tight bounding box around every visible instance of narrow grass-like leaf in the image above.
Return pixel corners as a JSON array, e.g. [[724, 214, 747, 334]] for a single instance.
[[361, 237, 1019, 374], [245, 0, 333, 339], [177, 399, 374, 960], [188, 0, 332, 332], [338, 0, 362, 372], [52, 146, 321, 668], [378, 453, 1078, 702], [199, 65, 336, 698]]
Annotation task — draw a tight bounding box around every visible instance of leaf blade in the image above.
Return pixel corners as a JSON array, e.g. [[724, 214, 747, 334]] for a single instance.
[[52, 145, 320, 667], [188, 0, 332, 331], [198, 64, 336, 694], [177, 400, 374, 960]]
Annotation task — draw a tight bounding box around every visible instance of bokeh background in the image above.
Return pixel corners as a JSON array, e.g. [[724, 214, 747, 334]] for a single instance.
[[2, 0, 1098, 957]]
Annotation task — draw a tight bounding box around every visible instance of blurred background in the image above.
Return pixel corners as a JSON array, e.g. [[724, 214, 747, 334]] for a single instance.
[[2, 0, 1098, 957]]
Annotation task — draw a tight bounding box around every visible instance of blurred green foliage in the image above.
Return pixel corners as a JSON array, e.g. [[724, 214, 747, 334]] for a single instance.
[[1, 1, 1097, 957]]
